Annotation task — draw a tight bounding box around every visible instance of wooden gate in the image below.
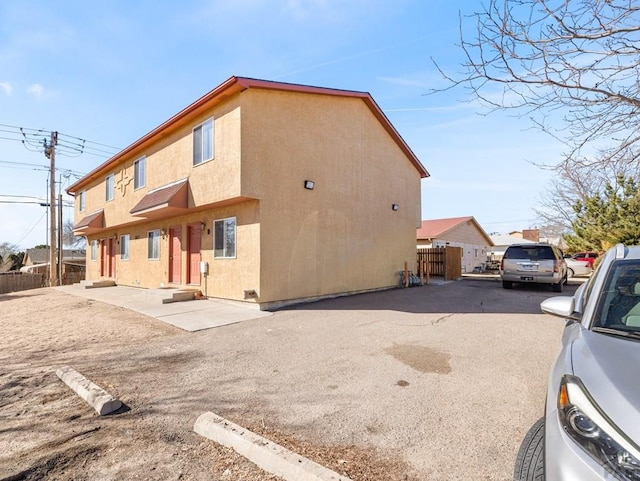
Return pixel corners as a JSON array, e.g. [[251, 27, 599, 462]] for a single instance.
[[417, 246, 462, 281]]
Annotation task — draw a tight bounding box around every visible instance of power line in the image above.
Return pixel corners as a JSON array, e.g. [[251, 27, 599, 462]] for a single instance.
[[10, 210, 47, 248], [0, 160, 86, 176], [0, 124, 122, 159]]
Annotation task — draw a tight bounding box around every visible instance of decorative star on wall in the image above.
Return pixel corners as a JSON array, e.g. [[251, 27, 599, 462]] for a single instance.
[[115, 168, 133, 196]]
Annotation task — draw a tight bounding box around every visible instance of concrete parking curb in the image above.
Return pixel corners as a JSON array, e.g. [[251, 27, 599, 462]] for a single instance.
[[56, 366, 122, 416], [194, 412, 351, 481]]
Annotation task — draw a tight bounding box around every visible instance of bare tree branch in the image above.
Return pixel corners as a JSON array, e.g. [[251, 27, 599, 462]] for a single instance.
[[433, 0, 640, 167]]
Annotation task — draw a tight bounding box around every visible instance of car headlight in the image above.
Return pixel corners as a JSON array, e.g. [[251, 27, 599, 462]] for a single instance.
[[558, 375, 640, 480]]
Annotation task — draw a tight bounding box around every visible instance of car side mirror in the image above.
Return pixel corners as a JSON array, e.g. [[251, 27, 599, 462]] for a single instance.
[[541, 296, 582, 322]]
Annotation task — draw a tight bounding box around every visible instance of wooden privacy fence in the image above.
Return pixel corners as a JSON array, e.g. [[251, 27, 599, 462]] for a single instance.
[[416, 246, 463, 281], [62, 271, 85, 285], [0, 272, 46, 294]]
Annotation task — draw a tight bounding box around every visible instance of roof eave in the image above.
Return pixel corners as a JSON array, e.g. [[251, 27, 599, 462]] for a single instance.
[[67, 76, 429, 193]]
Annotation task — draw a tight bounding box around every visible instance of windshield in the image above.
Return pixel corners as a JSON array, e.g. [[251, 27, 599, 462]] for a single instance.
[[504, 246, 554, 261], [592, 259, 640, 336]]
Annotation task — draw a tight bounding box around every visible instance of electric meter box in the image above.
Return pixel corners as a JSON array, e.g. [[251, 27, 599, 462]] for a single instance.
[[200, 261, 209, 275]]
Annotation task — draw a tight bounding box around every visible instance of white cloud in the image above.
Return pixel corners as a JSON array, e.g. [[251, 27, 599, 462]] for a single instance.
[[27, 83, 44, 98], [0, 82, 11, 95]]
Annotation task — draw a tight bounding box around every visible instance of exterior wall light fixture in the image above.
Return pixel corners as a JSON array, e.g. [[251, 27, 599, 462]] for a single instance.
[[392, 204, 399, 211], [304, 180, 315, 190]]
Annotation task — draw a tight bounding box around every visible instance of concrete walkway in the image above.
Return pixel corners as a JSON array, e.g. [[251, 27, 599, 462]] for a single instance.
[[55, 284, 272, 332]]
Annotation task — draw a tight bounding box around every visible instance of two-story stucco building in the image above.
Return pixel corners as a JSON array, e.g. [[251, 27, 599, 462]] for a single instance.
[[67, 76, 429, 309]]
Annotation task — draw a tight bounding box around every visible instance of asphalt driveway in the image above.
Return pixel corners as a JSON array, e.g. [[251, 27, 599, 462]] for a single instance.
[[2, 276, 579, 480]]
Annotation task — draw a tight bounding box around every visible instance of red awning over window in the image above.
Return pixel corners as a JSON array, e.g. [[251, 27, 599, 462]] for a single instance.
[[130, 179, 189, 218]]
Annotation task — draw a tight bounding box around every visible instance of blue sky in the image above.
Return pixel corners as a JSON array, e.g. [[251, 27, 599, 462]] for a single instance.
[[0, 0, 564, 250]]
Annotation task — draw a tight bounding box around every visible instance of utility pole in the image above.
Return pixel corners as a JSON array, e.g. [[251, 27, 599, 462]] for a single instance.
[[45, 132, 58, 287], [58, 193, 63, 284]]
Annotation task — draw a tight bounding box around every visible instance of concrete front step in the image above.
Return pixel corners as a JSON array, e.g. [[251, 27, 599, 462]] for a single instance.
[[161, 289, 201, 304], [79, 279, 117, 289]]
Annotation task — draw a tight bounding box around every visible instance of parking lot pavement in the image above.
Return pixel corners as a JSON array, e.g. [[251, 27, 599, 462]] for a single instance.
[[100, 277, 572, 480], [3, 277, 575, 480]]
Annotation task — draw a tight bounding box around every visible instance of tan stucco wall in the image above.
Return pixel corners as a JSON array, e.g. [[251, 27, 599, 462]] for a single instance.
[[76, 99, 243, 229], [84, 200, 260, 298], [77, 86, 424, 307], [240, 89, 422, 304]]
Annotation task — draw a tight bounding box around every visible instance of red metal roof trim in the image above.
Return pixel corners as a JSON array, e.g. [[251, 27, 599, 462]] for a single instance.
[[67, 76, 428, 194]]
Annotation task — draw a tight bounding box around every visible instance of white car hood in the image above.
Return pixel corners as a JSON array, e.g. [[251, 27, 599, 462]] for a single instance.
[[571, 329, 640, 444]]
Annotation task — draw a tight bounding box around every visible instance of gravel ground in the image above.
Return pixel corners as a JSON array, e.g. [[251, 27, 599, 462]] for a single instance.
[[0, 278, 575, 480]]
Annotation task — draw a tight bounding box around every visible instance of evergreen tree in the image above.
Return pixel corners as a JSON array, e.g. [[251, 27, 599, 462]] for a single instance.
[[565, 175, 640, 252]]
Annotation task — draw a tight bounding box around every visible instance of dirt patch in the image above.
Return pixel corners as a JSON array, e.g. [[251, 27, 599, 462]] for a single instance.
[[0, 288, 419, 481]]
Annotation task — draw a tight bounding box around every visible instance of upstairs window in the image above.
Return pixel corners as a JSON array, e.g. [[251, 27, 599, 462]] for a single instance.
[[214, 217, 236, 258], [106, 174, 114, 201], [78, 190, 85, 212], [193, 118, 214, 166], [134, 157, 146, 189]]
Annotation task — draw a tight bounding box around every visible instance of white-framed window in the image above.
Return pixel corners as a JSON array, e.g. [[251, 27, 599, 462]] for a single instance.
[[134, 157, 145, 189], [78, 190, 85, 212], [90, 240, 98, 261], [120, 234, 130, 260], [106, 174, 114, 201], [214, 217, 236, 258], [193, 118, 214, 166], [147, 230, 161, 260]]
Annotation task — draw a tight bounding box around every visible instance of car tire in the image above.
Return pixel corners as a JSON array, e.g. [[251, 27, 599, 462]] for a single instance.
[[567, 268, 574, 278], [503, 280, 513, 289], [552, 280, 563, 292], [514, 417, 544, 481]]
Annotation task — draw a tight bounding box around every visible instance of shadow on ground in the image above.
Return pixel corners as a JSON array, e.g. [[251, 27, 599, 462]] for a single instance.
[[283, 277, 581, 315]]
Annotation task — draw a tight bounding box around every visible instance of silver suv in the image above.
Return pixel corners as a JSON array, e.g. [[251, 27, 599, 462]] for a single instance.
[[501, 243, 568, 292], [514, 244, 640, 480]]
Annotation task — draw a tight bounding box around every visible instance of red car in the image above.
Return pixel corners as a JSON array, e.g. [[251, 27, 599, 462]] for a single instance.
[[572, 251, 599, 268]]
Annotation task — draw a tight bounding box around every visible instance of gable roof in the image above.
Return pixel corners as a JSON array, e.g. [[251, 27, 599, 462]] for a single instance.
[[67, 76, 429, 195], [417, 216, 494, 246]]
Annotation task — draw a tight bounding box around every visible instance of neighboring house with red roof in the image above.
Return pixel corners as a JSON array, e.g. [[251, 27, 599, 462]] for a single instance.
[[67, 76, 429, 309], [417, 216, 494, 273]]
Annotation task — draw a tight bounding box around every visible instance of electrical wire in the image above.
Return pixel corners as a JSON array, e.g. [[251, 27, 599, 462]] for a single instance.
[[0, 124, 122, 159], [10, 210, 47, 247], [0, 160, 86, 176]]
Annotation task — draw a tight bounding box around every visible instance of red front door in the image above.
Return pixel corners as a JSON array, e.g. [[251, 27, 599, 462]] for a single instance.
[[187, 224, 201, 285], [108, 238, 116, 277], [169, 226, 182, 284], [100, 240, 107, 277], [100, 238, 116, 278]]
